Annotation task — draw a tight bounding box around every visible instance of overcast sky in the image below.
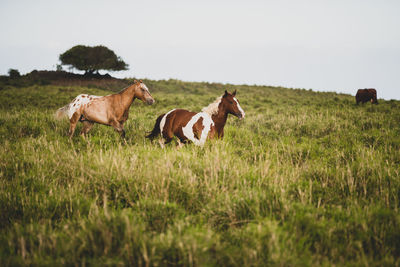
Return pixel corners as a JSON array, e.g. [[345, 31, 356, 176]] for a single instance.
[[1, 0, 399, 99]]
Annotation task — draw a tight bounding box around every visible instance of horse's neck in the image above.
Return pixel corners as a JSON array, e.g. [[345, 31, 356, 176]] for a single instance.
[[119, 85, 136, 108], [211, 109, 228, 134]]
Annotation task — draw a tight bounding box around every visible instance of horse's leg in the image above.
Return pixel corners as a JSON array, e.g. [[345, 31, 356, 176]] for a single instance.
[[156, 137, 173, 149], [220, 129, 224, 139], [164, 137, 173, 144], [68, 112, 80, 139], [158, 139, 165, 148], [157, 131, 173, 148], [176, 139, 185, 149], [119, 123, 127, 145], [80, 121, 94, 138], [163, 130, 174, 145], [120, 123, 126, 139], [110, 120, 125, 138]]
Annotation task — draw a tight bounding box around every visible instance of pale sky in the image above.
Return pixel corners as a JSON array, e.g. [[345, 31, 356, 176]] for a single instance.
[[1, 0, 399, 99]]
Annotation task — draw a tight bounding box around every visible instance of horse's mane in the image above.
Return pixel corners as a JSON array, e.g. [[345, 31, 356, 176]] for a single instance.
[[118, 82, 140, 94], [118, 85, 130, 94], [201, 96, 222, 116]]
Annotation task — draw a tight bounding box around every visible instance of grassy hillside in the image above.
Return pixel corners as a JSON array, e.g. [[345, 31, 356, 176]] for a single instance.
[[1, 79, 399, 266]]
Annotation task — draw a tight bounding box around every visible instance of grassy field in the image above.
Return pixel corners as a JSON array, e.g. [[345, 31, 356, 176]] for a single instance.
[[0, 79, 399, 266]]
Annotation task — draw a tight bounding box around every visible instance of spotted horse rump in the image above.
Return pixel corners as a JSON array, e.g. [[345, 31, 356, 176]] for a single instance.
[[66, 94, 103, 120], [146, 90, 245, 146]]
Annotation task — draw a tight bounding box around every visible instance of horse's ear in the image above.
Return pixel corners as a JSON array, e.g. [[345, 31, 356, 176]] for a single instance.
[[232, 90, 237, 96], [224, 90, 228, 97]]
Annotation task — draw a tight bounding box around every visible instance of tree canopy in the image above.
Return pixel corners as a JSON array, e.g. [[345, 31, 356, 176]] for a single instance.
[[59, 45, 128, 75], [8, 68, 20, 79]]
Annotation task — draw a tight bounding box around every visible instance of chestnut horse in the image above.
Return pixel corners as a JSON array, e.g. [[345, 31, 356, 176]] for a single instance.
[[146, 90, 245, 146], [55, 80, 154, 138]]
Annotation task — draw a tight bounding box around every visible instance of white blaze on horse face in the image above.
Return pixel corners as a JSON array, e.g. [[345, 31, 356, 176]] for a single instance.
[[233, 97, 245, 118], [182, 112, 214, 146], [160, 109, 176, 135], [141, 83, 150, 93], [67, 94, 102, 119], [139, 82, 155, 104]]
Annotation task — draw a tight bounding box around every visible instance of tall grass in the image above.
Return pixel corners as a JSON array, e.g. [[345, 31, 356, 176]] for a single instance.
[[0, 80, 399, 266]]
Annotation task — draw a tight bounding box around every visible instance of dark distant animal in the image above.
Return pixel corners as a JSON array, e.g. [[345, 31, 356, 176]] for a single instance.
[[356, 89, 378, 104], [55, 80, 155, 139], [146, 90, 245, 147]]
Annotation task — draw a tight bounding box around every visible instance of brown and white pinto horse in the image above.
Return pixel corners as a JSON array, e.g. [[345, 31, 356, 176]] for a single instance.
[[146, 90, 245, 146], [55, 80, 154, 138]]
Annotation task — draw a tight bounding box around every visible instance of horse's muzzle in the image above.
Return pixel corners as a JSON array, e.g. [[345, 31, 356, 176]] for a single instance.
[[236, 112, 244, 120], [147, 99, 155, 105]]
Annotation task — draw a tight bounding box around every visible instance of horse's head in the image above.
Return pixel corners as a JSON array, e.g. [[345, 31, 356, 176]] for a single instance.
[[221, 90, 245, 119], [134, 80, 155, 105]]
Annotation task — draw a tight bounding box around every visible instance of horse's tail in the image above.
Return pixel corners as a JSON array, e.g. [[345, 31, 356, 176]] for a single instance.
[[146, 113, 165, 140], [54, 104, 69, 120]]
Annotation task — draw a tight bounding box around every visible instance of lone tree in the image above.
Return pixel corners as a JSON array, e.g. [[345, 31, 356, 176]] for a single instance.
[[59, 45, 128, 75], [8, 68, 21, 79]]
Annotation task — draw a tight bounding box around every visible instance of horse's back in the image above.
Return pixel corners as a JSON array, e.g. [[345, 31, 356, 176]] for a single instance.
[[171, 109, 197, 124], [161, 109, 196, 134]]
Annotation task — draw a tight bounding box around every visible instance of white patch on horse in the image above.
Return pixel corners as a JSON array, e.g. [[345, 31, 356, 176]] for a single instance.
[[67, 94, 102, 119], [233, 97, 245, 118], [182, 112, 214, 146], [141, 82, 150, 93], [160, 109, 176, 135]]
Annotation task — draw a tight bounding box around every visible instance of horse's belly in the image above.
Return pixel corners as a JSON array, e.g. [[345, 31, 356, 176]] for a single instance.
[[83, 110, 109, 124], [82, 102, 109, 124], [182, 112, 214, 146]]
